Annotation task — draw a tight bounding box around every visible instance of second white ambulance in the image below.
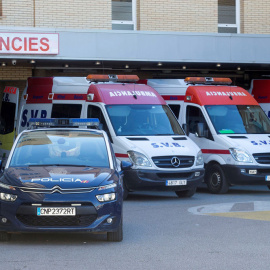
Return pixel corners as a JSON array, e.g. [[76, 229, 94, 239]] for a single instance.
[[15, 75, 204, 198], [146, 77, 270, 194]]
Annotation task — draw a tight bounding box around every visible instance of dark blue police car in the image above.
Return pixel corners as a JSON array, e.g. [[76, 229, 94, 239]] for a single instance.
[[0, 118, 131, 242]]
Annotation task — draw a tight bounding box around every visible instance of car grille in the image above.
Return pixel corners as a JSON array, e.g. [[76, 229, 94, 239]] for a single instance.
[[152, 156, 194, 168], [18, 186, 95, 194], [253, 153, 270, 164], [16, 203, 97, 227], [16, 215, 97, 227]]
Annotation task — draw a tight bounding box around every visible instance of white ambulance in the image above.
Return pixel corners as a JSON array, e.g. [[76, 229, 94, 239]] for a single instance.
[[249, 79, 270, 119], [15, 75, 204, 198], [145, 77, 270, 194]]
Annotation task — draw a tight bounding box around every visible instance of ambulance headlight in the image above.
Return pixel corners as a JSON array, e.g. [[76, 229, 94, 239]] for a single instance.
[[196, 151, 204, 166], [229, 148, 253, 163], [127, 151, 152, 167]]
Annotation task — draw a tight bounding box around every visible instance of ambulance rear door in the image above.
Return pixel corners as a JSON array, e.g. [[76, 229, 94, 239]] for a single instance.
[[0, 86, 19, 163]]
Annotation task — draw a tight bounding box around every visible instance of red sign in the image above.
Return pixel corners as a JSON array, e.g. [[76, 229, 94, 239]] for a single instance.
[[4, 86, 18, 94]]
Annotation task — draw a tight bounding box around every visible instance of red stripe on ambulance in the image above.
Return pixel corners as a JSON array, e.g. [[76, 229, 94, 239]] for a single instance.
[[201, 149, 230, 154]]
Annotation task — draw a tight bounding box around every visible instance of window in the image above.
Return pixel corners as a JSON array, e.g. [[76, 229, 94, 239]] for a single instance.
[[168, 104, 181, 120], [51, 104, 82, 118], [112, 0, 136, 30], [218, 0, 240, 33], [87, 105, 112, 142], [186, 105, 213, 140]]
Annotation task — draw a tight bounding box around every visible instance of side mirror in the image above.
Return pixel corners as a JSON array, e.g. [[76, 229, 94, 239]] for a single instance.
[[196, 122, 206, 137], [182, 123, 189, 136], [121, 160, 133, 171]]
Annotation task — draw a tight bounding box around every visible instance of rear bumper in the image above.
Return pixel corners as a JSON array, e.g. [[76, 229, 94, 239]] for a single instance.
[[222, 165, 270, 185], [124, 168, 204, 191]]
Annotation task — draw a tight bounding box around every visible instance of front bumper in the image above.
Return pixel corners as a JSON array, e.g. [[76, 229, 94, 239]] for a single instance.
[[0, 191, 122, 233], [222, 165, 270, 185], [124, 168, 204, 191]]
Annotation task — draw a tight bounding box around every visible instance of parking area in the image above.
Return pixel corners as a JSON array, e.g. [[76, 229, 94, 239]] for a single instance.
[[1, 185, 270, 270]]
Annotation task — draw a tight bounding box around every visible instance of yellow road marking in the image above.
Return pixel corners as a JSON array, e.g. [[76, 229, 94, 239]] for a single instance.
[[208, 211, 270, 221]]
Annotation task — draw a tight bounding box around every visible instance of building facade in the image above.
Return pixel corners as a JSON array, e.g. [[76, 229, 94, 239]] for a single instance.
[[0, 0, 270, 93]]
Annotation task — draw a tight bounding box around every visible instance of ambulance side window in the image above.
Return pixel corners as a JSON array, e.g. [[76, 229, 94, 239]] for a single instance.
[[87, 105, 112, 142], [51, 104, 82, 118], [186, 105, 213, 140], [168, 104, 180, 119]]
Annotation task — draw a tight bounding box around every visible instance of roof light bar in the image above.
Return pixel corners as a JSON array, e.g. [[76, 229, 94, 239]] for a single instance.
[[86, 74, 139, 82], [29, 118, 100, 129], [184, 77, 232, 85]]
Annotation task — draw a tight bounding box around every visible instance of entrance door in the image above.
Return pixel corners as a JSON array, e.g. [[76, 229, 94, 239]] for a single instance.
[[0, 86, 19, 164]]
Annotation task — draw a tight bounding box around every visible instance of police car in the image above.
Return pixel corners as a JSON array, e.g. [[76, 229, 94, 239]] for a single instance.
[[0, 118, 131, 241]]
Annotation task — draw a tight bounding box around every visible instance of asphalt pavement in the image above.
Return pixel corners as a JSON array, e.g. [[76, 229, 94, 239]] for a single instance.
[[1, 185, 270, 270]]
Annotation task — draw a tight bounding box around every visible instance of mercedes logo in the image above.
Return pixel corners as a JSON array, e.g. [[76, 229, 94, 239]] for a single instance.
[[171, 157, 181, 167]]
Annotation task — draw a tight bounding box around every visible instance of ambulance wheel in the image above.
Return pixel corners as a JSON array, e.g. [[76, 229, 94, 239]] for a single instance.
[[175, 187, 197, 198], [206, 164, 229, 194], [107, 216, 123, 242], [0, 232, 11, 242]]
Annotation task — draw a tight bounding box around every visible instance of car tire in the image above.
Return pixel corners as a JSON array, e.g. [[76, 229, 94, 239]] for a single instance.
[[267, 185, 270, 190], [206, 164, 229, 194], [175, 187, 197, 198], [0, 231, 11, 242], [107, 216, 123, 242]]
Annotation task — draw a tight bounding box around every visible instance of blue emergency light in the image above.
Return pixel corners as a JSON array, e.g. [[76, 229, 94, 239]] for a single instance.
[[29, 118, 100, 128]]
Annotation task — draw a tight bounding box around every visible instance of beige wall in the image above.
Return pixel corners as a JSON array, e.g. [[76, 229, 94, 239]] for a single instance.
[[0, 0, 111, 30], [241, 0, 270, 34], [138, 0, 218, 33]]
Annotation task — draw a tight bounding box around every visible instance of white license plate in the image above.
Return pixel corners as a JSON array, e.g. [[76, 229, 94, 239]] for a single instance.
[[266, 176, 270, 181], [166, 180, 187, 186], [37, 207, 76, 216]]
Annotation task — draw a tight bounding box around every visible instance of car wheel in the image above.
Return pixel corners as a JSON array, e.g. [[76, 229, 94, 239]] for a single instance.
[[0, 231, 11, 242], [175, 187, 197, 198], [107, 216, 123, 242], [267, 185, 270, 190], [206, 164, 229, 194]]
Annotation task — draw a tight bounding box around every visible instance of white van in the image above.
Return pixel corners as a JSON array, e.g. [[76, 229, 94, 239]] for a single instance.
[[249, 79, 270, 119], [14, 75, 204, 198], [146, 77, 270, 194]]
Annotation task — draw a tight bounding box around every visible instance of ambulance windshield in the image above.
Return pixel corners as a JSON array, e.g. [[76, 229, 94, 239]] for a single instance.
[[206, 105, 270, 134], [106, 105, 184, 136]]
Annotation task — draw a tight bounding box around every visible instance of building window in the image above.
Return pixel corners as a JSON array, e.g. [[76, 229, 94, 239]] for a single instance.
[[218, 0, 240, 33], [112, 0, 136, 30]]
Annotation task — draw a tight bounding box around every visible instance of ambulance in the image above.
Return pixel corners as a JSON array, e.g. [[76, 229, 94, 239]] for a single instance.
[[249, 79, 270, 119], [0, 86, 19, 164], [12, 75, 204, 198], [145, 77, 270, 194]]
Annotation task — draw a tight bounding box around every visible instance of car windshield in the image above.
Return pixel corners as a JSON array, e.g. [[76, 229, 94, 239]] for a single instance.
[[205, 105, 270, 134], [106, 104, 184, 136], [9, 130, 110, 167]]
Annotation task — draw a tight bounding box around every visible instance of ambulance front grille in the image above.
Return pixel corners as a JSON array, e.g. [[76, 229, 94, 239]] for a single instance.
[[152, 156, 194, 168], [253, 153, 270, 164]]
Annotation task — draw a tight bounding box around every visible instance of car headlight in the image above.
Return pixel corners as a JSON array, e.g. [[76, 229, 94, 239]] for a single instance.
[[229, 148, 253, 163], [196, 150, 204, 166], [0, 192, 17, 202], [127, 151, 152, 167], [96, 193, 116, 202], [98, 183, 117, 191]]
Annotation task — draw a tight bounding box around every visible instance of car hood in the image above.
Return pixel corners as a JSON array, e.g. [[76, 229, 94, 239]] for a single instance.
[[119, 136, 200, 157], [2, 166, 114, 189]]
